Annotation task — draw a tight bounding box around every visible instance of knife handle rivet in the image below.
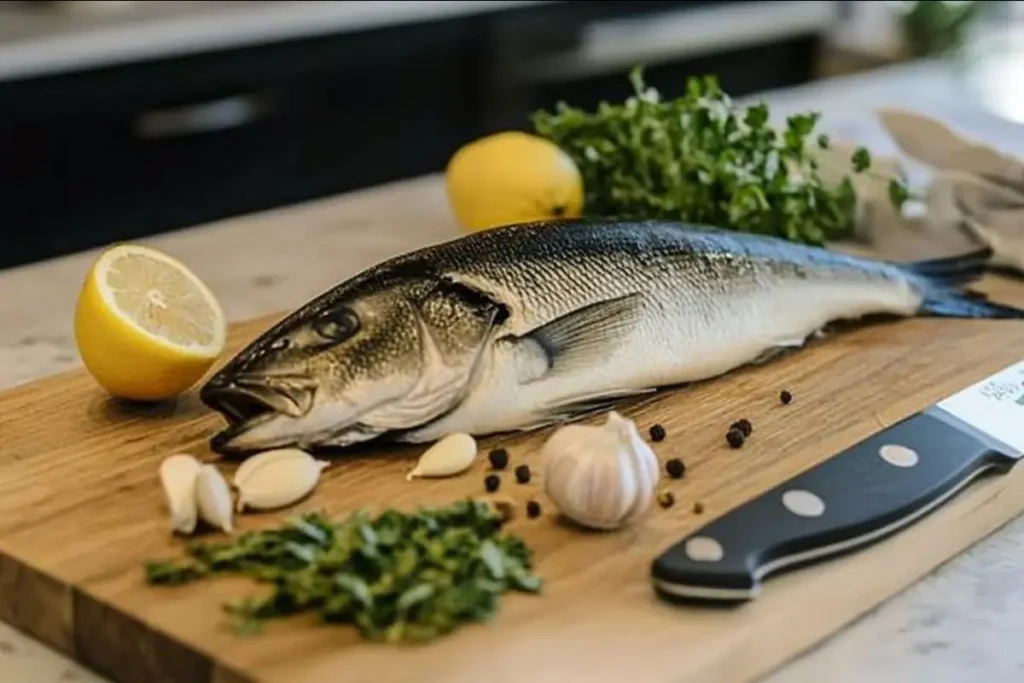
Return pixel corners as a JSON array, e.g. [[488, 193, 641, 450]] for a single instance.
[[781, 489, 826, 518], [684, 536, 724, 563], [879, 444, 919, 468]]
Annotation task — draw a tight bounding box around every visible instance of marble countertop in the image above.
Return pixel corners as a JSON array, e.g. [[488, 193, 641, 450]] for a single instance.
[[5, 59, 1024, 682]]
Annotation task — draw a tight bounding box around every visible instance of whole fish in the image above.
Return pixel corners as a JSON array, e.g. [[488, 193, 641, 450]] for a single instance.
[[200, 219, 1023, 456]]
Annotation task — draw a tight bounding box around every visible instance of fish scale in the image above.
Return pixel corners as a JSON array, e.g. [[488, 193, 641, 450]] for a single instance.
[[200, 219, 1024, 456]]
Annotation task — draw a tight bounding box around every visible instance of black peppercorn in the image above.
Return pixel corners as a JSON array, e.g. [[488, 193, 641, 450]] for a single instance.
[[726, 428, 745, 449], [526, 500, 542, 518], [780, 389, 793, 405], [730, 418, 753, 437], [484, 473, 501, 493], [657, 490, 675, 509], [648, 423, 667, 442], [488, 448, 509, 470], [693, 502, 705, 514], [514, 464, 531, 484], [665, 458, 686, 479]]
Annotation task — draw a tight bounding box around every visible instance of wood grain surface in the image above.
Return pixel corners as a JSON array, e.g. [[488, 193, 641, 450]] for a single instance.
[[1, 263, 1024, 683]]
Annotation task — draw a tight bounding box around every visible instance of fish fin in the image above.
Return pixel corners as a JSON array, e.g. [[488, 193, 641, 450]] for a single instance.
[[519, 293, 645, 378], [312, 423, 387, 449], [518, 387, 657, 431], [898, 248, 1024, 318], [750, 339, 806, 365], [900, 247, 993, 288], [919, 291, 1024, 319], [515, 404, 616, 432]]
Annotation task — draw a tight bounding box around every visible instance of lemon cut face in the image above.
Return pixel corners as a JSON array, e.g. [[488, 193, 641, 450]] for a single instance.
[[74, 244, 227, 401], [98, 246, 224, 354]]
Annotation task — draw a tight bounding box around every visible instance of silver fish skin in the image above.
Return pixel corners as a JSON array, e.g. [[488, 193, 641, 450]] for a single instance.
[[200, 219, 1022, 456]]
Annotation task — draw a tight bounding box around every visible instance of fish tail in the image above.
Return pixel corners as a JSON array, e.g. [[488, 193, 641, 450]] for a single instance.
[[901, 247, 992, 287], [918, 292, 1024, 319], [898, 247, 1024, 319]]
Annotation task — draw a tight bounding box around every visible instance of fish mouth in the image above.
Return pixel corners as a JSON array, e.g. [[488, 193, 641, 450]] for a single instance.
[[202, 373, 389, 456], [201, 373, 319, 454]]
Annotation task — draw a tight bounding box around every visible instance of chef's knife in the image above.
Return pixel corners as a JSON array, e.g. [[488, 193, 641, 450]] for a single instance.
[[651, 360, 1024, 603]]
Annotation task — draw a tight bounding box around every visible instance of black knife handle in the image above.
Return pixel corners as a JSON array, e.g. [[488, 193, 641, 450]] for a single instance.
[[651, 410, 1018, 603]]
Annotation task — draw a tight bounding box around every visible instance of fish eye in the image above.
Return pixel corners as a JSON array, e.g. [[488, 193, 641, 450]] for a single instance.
[[312, 308, 360, 342]]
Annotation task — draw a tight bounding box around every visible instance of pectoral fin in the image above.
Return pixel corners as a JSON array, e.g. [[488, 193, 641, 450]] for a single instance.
[[749, 338, 808, 365], [512, 293, 645, 382], [516, 387, 657, 432]]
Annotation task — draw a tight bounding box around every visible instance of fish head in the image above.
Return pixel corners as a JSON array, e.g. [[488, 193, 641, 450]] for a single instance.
[[201, 270, 505, 456]]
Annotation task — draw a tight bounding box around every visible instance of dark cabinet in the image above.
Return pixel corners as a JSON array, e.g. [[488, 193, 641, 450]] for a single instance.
[[0, 1, 832, 270], [0, 17, 480, 268]]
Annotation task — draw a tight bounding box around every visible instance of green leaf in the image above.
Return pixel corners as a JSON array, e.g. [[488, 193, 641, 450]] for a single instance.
[[285, 541, 317, 564], [744, 103, 769, 130], [851, 147, 872, 173], [888, 179, 910, 209], [397, 583, 436, 612], [479, 540, 506, 580]]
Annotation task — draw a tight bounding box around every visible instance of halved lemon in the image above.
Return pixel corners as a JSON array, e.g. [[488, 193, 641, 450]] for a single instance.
[[74, 244, 227, 401]]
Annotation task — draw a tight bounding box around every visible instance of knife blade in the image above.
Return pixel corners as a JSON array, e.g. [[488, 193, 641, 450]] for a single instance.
[[650, 360, 1024, 603]]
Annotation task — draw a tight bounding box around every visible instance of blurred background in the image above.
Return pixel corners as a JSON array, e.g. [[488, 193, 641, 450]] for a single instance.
[[0, 0, 1015, 270]]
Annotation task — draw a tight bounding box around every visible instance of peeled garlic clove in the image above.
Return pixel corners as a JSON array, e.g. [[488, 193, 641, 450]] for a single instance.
[[233, 448, 329, 512], [195, 464, 234, 533], [407, 433, 477, 480], [159, 453, 201, 535]]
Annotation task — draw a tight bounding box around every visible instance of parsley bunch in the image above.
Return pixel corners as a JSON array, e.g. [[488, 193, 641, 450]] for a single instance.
[[531, 67, 909, 246], [145, 500, 541, 643]]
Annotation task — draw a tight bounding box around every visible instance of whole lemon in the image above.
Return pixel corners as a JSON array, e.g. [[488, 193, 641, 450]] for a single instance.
[[445, 131, 584, 232]]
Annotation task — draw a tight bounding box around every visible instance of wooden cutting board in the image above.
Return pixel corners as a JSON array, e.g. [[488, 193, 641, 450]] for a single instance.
[[2, 273, 1024, 683]]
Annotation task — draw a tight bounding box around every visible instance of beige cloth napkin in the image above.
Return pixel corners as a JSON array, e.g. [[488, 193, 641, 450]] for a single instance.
[[818, 108, 1024, 272]]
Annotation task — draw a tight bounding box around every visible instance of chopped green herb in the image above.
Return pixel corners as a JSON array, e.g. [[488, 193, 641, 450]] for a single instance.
[[531, 66, 910, 246], [144, 501, 542, 643]]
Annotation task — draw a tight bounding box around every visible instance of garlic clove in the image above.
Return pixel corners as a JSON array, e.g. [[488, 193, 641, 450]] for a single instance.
[[406, 432, 478, 481], [159, 453, 201, 535], [195, 464, 234, 533], [233, 448, 329, 512]]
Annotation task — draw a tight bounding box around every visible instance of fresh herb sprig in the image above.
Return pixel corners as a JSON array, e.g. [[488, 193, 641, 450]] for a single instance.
[[145, 500, 542, 643], [531, 67, 910, 246]]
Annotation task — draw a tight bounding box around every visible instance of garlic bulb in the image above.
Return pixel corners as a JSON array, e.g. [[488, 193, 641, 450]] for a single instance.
[[406, 432, 478, 480], [159, 453, 201, 534], [195, 464, 234, 533], [233, 448, 329, 512], [541, 411, 659, 530]]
